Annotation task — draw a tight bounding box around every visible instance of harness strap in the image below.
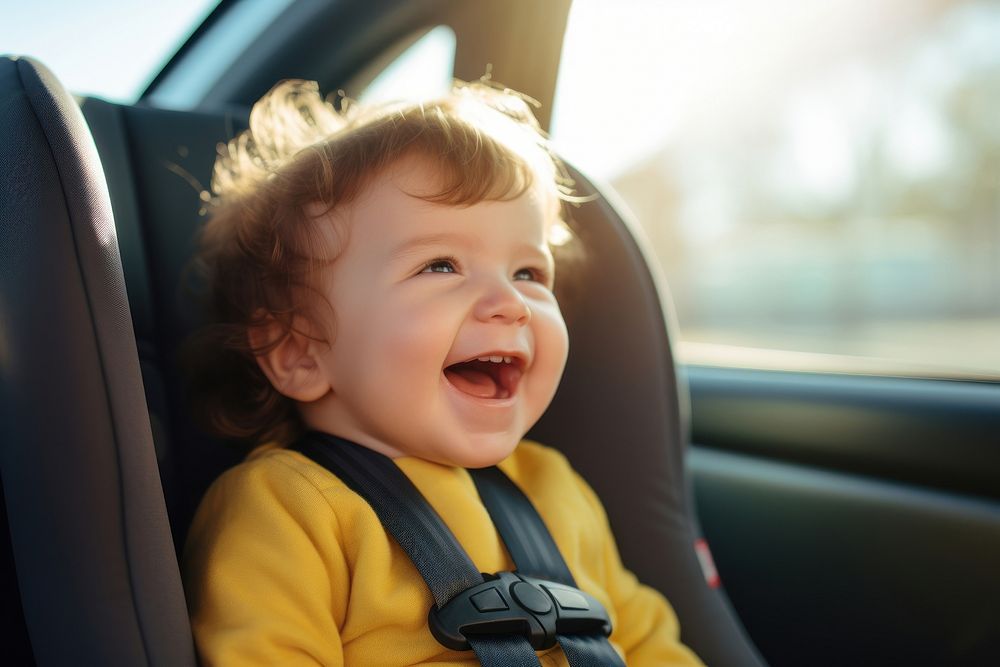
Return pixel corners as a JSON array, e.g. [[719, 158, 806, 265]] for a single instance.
[[559, 634, 628, 667], [292, 432, 540, 666], [470, 465, 575, 584], [470, 466, 626, 667], [294, 433, 480, 605], [292, 432, 622, 666]]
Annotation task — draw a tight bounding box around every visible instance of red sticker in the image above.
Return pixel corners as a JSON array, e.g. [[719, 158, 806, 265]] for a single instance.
[[694, 538, 721, 589]]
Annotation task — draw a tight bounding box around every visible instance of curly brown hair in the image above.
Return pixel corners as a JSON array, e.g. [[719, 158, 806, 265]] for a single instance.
[[181, 79, 578, 447]]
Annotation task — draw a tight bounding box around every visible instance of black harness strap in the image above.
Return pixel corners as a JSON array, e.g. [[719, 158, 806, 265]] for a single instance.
[[559, 634, 628, 667], [292, 432, 621, 666], [470, 466, 626, 667], [296, 433, 480, 606], [293, 433, 540, 666], [470, 465, 575, 585]]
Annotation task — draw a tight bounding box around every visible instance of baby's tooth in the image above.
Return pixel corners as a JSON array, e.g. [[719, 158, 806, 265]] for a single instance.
[[503, 356, 512, 363], [478, 357, 490, 362], [489, 355, 503, 363]]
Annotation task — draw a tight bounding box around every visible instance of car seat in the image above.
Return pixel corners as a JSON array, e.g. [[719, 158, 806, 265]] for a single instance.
[[0, 56, 767, 666]]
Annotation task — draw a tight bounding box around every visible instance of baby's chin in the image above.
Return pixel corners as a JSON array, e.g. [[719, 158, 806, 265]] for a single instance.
[[412, 432, 524, 469]]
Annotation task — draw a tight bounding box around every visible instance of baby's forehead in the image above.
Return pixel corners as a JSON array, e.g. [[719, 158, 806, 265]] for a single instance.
[[383, 153, 560, 205], [311, 155, 562, 229]]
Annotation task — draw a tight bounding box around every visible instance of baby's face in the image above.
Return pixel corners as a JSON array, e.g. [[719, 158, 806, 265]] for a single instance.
[[299, 159, 569, 467]]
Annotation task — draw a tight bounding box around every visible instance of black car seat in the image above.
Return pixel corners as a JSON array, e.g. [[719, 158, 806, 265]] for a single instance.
[[0, 55, 767, 666]]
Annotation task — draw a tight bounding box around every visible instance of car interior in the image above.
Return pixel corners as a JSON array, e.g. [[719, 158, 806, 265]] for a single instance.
[[2, 1, 999, 666]]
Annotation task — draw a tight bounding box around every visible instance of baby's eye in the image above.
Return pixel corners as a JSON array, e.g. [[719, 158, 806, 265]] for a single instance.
[[513, 267, 548, 284], [420, 258, 458, 274]]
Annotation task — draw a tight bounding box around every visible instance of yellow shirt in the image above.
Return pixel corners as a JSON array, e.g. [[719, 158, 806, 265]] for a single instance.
[[183, 440, 704, 666]]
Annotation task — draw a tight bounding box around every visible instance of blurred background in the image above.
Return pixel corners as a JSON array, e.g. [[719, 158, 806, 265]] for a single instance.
[[551, 0, 1000, 378], [5, 0, 999, 378]]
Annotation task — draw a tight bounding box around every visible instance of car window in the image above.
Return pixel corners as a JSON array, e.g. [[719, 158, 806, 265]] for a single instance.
[[551, 0, 1000, 379], [1, 0, 221, 102], [355, 25, 456, 104]]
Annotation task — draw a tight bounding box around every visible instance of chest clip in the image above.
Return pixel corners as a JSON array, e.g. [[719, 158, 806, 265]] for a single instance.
[[428, 571, 612, 651]]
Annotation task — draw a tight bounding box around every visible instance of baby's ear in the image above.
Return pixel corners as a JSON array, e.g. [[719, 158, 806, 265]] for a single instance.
[[247, 314, 330, 403]]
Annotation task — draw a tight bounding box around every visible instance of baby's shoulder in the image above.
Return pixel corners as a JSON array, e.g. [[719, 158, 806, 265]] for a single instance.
[[506, 439, 573, 473], [501, 440, 591, 500], [195, 445, 362, 521]]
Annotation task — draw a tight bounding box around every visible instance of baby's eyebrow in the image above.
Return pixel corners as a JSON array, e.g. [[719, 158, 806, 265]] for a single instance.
[[389, 233, 553, 269], [389, 232, 477, 260]]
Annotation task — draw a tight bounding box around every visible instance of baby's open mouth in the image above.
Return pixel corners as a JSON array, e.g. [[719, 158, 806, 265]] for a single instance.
[[444, 355, 524, 399]]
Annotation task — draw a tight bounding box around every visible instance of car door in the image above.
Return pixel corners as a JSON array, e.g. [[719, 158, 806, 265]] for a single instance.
[[689, 366, 1000, 666]]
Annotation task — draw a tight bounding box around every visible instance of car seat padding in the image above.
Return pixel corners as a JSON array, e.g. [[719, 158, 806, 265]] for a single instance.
[[0, 56, 195, 666]]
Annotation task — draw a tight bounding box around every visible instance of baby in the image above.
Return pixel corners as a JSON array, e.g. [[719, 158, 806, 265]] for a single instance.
[[182, 79, 702, 666]]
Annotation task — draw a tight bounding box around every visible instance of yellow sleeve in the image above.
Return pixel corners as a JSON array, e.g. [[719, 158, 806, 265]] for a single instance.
[[182, 454, 349, 666], [573, 470, 705, 667]]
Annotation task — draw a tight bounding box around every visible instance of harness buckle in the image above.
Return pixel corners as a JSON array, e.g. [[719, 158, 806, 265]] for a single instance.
[[428, 571, 612, 651]]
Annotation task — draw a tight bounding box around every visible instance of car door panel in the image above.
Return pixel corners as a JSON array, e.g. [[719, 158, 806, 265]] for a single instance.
[[688, 366, 1000, 666]]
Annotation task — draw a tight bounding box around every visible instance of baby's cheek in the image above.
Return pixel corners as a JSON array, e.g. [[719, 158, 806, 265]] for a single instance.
[[376, 312, 451, 379], [537, 303, 570, 368]]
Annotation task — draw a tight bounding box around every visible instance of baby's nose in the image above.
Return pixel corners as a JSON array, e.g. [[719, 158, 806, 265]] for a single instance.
[[474, 281, 531, 325]]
